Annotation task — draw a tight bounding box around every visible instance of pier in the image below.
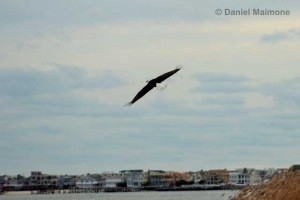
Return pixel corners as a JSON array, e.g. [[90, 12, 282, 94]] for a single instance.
[[29, 185, 237, 194], [31, 187, 142, 194]]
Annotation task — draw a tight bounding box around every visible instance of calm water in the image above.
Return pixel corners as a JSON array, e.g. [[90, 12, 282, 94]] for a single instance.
[[1, 191, 238, 200]]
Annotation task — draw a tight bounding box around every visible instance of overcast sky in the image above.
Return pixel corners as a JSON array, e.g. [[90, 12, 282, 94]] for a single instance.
[[1, 0, 300, 176]]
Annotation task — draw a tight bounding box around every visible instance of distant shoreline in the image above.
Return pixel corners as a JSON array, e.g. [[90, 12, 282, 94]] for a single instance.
[[1, 188, 236, 195]]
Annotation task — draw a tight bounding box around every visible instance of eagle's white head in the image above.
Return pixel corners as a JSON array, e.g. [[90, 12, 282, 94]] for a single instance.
[[176, 64, 183, 69]]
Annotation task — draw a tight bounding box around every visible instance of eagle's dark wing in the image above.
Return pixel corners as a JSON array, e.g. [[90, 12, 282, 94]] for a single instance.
[[125, 82, 155, 106], [154, 67, 181, 83]]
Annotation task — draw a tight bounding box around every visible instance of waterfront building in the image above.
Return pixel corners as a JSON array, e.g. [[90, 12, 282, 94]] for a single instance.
[[57, 175, 77, 189], [229, 168, 253, 185], [120, 170, 144, 187], [161, 171, 190, 186], [6, 178, 28, 190], [76, 175, 99, 189], [203, 169, 229, 185], [99, 172, 124, 188], [29, 171, 58, 189], [145, 170, 167, 187], [0, 175, 28, 191], [188, 171, 204, 184], [0, 175, 9, 189], [143, 170, 190, 187]]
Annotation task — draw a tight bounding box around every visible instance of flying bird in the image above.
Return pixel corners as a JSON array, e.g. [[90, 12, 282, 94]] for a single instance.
[[125, 65, 182, 106]]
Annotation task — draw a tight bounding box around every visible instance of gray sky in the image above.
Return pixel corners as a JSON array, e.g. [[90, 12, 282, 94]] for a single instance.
[[1, 0, 300, 176]]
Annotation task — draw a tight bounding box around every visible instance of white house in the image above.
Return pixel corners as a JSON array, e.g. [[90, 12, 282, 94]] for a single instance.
[[76, 175, 99, 189], [7, 179, 26, 190], [120, 170, 144, 187], [229, 169, 252, 185], [100, 172, 124, 188]]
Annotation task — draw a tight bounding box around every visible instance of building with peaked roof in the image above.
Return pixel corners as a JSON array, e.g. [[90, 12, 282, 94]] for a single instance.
[[57, 175, 77, 189], [76, 175, 99, 189]]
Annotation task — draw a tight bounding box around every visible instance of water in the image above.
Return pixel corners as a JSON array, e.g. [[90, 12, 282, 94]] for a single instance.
[[0, 191, 238, 200]]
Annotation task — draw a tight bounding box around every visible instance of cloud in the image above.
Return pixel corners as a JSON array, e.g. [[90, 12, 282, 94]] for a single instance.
[[1, 68, 299, 175], [192, 73, 254, 94], [0, 65, 125, 97], [53, 64, 126, 89], [201, 96, 245, 106], [194, 73, 249, 82], [1, 73, 300, 174], [0, 0, 207, 27], [0, 65, 128, 122], [261, 28, 300, 43], [260, 77, 300, 105]]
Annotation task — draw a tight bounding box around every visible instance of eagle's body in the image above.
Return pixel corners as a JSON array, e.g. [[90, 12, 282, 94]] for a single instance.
[[125, 65, 182, 106]]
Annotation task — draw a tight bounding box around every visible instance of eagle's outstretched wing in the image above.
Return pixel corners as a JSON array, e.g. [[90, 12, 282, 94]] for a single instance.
[[124, 82, 155, 106], [154, 65, 182, 83]]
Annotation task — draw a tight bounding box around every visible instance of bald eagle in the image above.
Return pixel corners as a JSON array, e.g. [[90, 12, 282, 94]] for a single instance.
[[125, 65, 182, 106]]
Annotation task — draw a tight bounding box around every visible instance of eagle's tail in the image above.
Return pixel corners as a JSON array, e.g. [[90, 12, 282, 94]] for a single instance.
[[124, 102, 133, 107]]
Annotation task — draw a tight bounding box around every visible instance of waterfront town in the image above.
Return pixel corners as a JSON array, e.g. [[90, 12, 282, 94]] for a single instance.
[[1, 165, 299, 194]]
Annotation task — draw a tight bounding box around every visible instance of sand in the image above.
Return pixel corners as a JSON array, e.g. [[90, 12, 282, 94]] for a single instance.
[[3, 191, 32, 195]]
